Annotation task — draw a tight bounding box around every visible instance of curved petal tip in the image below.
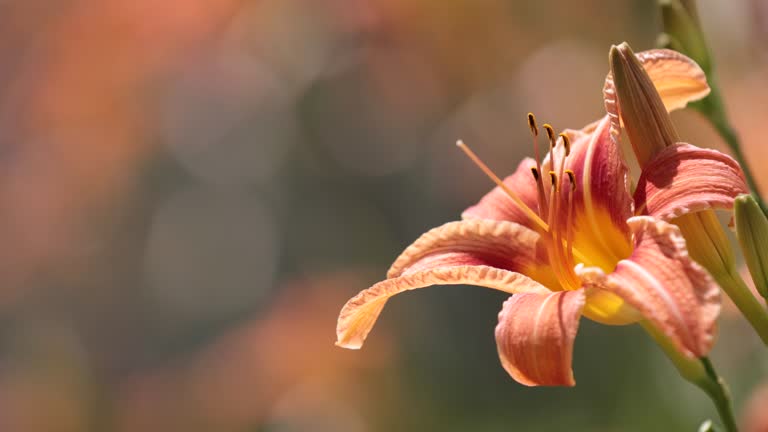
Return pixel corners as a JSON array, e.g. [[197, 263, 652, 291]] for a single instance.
[[337, 265, 550, 350]]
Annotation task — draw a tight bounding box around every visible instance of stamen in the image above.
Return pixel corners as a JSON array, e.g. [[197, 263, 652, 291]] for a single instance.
[[528, 114, 548, 219], [531, 167, 540, 181], [527, 113, 538, 137], [547, 169, 581, 290], [557, 139, 568, 191], [545, 170, 567, 285], [565, 170, 576, 191], [531, 166, 548, 219], [456, 140, 548, 231], [547, 171, 562, 268], [565, 169, 576, 260], [560, 133, 571, 157], [547, 171, 561, 243], [544, 124, 556, 147], [457, 134, 589, 273], [543, 124, 557, 174]]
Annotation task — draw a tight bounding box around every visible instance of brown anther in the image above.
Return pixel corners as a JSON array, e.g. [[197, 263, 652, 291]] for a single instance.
[[543, 124, 556, 147], [549, 171, 558, 189], [527, 113, 538, 136], [565, 169, 576, 191], [531, 166, 540, 181], [560, 133, 571, 156]]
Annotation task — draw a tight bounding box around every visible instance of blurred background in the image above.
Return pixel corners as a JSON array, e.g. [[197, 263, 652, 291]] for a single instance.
[[0, 0, 766, 431]]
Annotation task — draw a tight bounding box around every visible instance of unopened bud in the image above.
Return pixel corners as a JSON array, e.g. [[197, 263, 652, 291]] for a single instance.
[[609, 42, 681, 166], [735, 194, 768, 300]]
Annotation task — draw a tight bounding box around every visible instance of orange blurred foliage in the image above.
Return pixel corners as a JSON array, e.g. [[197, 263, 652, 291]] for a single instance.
[[113, 271, 396, 432], [0, 0, 243, 304]]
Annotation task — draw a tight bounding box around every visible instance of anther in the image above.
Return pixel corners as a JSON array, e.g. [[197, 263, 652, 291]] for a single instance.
[[543, 124, 556, 148], [565, 169, 576, 191], [549, 171, 558, 189], [531, 167, 540, 181], [560, 133, 571, 156], [527, 113, 538, 136]]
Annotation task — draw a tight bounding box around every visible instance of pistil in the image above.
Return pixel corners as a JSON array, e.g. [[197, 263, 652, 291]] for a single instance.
[[456, 140, 548, 231]]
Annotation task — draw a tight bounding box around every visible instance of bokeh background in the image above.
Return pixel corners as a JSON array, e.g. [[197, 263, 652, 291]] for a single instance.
[[0, 1, 766, 431]]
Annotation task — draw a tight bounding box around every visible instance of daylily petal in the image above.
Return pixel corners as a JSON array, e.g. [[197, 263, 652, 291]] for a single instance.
[[563, 115, 633, 267], [604, 46, 709, 153], [462, 157, 540, 228], [634, 143, 747, 220], [604, 48, 709, 116], [576, 216, 720, 357], [633, 49, 710, 110], [495, 290, 585, 386], [562, 119, 600, 139], [336, 265, 550, 349], [387, 219, 556, 287]]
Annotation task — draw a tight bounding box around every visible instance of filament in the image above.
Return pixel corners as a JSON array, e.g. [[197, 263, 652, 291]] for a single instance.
[[565, 169, 576, 261], [543, 124, 556, 173]]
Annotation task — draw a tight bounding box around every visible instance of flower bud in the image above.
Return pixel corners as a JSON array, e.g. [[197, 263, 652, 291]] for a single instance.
[[735, 194, 768, 300], [609, 42, 681, 166], [675, 211, 735, 278]]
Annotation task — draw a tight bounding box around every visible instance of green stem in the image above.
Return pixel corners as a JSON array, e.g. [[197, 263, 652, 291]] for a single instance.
[[641, 322, 739, 432], [700, 358, 739, 432], [714, 270, 768, 346]]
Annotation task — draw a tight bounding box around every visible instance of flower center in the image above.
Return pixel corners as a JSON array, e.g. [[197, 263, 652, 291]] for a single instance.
[[456, 113, 587, 290]]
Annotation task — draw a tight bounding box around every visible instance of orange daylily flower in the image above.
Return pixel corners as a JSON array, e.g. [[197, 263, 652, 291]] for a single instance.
[[336, 47, 747, 386]]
